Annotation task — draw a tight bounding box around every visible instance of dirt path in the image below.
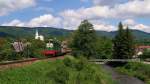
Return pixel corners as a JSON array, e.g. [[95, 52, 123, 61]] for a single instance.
[[102, 65, 145, 84]]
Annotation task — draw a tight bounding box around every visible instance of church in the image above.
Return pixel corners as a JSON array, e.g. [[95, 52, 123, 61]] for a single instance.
[[35, 29, 44, 41]]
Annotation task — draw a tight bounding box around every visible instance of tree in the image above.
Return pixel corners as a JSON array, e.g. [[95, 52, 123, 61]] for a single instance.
[[113, 22, 126, 59], [71, 20, 97, 58], [0, 41, 15, 61], [29, 39, 46, 58], [125, 27, 135, 58], [95, 37, 113, 59], [113, 22, 135, 59]]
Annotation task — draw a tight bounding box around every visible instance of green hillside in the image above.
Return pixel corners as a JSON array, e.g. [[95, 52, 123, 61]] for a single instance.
[[0, 26, 71, 38], [0, 26, 149, 39], [96, 30, 150, 39]]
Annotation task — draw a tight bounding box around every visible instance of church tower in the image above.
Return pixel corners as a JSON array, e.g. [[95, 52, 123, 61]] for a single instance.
[[35, 29, 44, 41], [36, 29, 38, 37], [35, 29, 39, 39]]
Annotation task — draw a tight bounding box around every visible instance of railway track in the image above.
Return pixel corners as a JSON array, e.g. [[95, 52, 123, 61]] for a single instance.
[[0, 56, 64, 70]]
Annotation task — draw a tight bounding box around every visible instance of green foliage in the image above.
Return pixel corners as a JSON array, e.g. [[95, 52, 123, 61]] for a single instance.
[[0, 41, 16, 61], [135, 39, 150, 46], [0, 56, 115, 84], [63, 56, 88, 71], [63, 57, 75, 69], [71, 20, 97, 58], [124, 27, 135, 58], [0, 38, 46, 61], [31, 39, 45, 49], [29, 39, 46, 58], [113, 22, 135, 59], [95, 37, 113, 59], [75, 59, 85, 71], [139, 49, 150, 59], [116, 62, 150, 83], [47, 65, 69, 84]]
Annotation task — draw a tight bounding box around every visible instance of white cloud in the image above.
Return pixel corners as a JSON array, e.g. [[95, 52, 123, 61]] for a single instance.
[[63, 0, 150, 19], [0, 0, 36, 16], [60, 9, 116, 31], [60, 6, 111, 20], [94, 23, 116, 31], [28, 14, 61, 27], [58, 0, 150, 32], [2, 15, 150, 33], [60, 6, 116, 30], [123, 19, 136, 26], [123, 19, 150, 33], [2, 19, 24, 26], [2, 0, 150, 33], [112, 0, 150, 18], [2, 13, 116, 32], [134, 24, 150, 33], [2, 14, 62, 28]]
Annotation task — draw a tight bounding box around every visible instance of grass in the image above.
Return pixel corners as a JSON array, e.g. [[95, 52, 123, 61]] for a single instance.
[[0, 56, 115, 84], [116, 62, 150, 84]]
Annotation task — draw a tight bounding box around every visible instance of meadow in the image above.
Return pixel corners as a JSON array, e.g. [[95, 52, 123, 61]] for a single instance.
[[0, 56, 115, 84]]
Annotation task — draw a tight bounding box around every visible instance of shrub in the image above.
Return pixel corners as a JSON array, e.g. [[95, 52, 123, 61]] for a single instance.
[[47, 65, 69, 84], [117, 62, 150, 83], [75, 60, 84, 71], [139, 49, 150, 59], [63, 57, 76, 68], [75, 56, 87, 71]]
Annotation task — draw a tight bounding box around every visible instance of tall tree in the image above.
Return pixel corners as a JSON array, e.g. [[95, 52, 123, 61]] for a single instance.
[[71, 20, 97, 58], [113, 22, 127, 59], [113, 22, 135, 59], [125, 27, 135, 58]]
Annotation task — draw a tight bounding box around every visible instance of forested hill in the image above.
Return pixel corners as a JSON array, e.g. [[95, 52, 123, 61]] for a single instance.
[[0, 26, 149, 39], [96, 30, 150, 39], [0, 26, 71, 38]]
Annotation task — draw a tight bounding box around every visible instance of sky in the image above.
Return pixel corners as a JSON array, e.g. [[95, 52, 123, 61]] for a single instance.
[[0, 0, 150, 33]]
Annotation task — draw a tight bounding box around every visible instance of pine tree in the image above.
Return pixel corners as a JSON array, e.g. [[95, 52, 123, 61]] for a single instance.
[[113, 22, 127, 59], [71, 20, 97, 58], [113, 22, 135, 59], [125, 27, 135, 58]]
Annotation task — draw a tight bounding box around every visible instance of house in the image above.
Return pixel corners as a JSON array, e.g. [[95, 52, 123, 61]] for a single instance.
[[136, 46, 150, 56]]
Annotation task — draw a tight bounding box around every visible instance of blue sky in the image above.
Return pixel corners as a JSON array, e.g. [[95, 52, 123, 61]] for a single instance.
[[0, 0, 150, 33]]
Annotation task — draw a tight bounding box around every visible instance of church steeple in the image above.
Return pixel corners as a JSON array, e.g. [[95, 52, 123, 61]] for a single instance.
[[36, 29, 39, 36], [35, 29, 44, 41]]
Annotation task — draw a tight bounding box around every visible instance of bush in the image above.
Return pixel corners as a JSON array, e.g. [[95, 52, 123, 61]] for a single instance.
[[47, 65, 69, 84], [75, 60, 85, 71], [117, 62, 150, 83], [139, 49, 150, 59], [75, 56, 87, 71], [63, 56, 88, 71], [63, 56, 76, 68]]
